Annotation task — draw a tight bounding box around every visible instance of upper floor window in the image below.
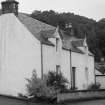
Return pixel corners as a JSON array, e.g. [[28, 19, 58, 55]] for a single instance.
[[56, 38, 59, 51], [85, 67, 88, 81]]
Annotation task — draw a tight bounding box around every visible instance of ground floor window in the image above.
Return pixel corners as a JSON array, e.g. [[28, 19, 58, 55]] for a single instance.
[[56, 65, 61, 74]]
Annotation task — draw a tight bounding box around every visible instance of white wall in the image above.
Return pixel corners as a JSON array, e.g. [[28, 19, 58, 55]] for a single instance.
[[71, 52, 95, 89], [88, 56, 95, 85], [0, 13, 95, 97], [61, 49, 71, 87], [43, 39, 95, 90], [0, 14, 41, 96], [42, 44, 71, 87], [42, 44, 56, 73], [71, 52, 85, 89], [42, 33, 63, 74]]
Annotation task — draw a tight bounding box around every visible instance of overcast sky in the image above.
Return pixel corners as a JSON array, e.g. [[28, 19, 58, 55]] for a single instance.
[[0, 0, 105, 21]]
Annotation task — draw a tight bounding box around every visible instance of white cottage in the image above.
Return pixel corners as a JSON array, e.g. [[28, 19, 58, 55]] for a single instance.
[[0, 0, 95, 96]]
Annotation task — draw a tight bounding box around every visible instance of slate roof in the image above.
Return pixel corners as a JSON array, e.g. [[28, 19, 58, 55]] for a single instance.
[[95, 63, 105, 74], [58, 30, 84, 53], [40, 30, 56, 38], [71, 39, 84, 47], [0, 12, 93, 55], [18, 13, 94, 55], [18, 13, 55, 46]]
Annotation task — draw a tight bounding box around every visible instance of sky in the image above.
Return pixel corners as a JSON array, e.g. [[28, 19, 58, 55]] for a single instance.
[[0, 0, 105, 21]]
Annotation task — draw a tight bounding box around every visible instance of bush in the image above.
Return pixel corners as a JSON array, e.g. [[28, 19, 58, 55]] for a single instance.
[[87, 83, 101, 90], [46, 71, 68, 92], [26, 70, 55, 98], [26, 70, 68, 98]]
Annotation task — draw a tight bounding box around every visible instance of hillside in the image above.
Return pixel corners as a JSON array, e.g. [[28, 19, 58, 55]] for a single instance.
[[30, 10, 105, 62]]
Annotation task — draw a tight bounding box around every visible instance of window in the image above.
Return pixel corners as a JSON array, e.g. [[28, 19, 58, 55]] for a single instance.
[[56, 65, 61, 74], [72, 67, 76, 89], [85, 67, 88, 82], [56, 38, 59, 51]]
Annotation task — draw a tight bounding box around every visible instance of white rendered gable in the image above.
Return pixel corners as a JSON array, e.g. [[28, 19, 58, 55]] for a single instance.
[[0, 13, 41, 96]]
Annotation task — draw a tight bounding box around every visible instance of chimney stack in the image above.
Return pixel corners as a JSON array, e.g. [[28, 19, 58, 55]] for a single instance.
[[1, 0, 19, 16], [65, 23, 74, 36]]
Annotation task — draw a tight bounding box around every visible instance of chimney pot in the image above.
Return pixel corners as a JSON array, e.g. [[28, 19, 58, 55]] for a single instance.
[[1, 0, 19, 16]]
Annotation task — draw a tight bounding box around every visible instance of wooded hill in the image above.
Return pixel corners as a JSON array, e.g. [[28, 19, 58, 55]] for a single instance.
[[30, 10, 105, 62]]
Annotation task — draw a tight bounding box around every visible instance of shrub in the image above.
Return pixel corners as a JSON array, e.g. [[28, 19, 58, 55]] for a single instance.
[[26, 70, 55, 98], [46, 71, 68, 92], [26, 70, 68, 98], [87, 83, 101, 90]]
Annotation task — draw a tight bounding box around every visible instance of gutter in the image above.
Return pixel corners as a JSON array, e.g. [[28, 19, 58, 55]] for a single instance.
[[70, 50, 72, 89]]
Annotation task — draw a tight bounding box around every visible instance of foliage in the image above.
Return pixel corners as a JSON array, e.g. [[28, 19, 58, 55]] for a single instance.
[[30, 10, 105, 62], [18, 93, 28, 99], [46, 71, 68, 92], [26, 70, 68, 98], [87, 83, 101, 90], [26, 70, 55, 97]]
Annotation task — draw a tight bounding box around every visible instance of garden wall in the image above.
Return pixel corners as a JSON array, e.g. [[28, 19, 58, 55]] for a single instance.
[[1, 90, 105, 105], [57, 89, 105, 102]]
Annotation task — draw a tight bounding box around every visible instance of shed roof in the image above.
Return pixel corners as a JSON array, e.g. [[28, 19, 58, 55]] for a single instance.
[[95, 63, 105, 74]]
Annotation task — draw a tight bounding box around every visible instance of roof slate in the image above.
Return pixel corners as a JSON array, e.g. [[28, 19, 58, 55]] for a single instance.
[[40, 29, 56, 38], [71, 39, 84, 47], [95, 63, 105, 74], [18, 13, 55, 46], [0, 12, 93, 55], [18, 13, 93, 55]]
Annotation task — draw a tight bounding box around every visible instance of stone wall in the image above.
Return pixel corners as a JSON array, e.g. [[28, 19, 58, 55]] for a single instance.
[[57, 89, 105, 102], [1, 90, 105, 105]]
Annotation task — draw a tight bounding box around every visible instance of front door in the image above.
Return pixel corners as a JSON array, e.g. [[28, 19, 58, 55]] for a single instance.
[[72, 67, 76, 89]]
